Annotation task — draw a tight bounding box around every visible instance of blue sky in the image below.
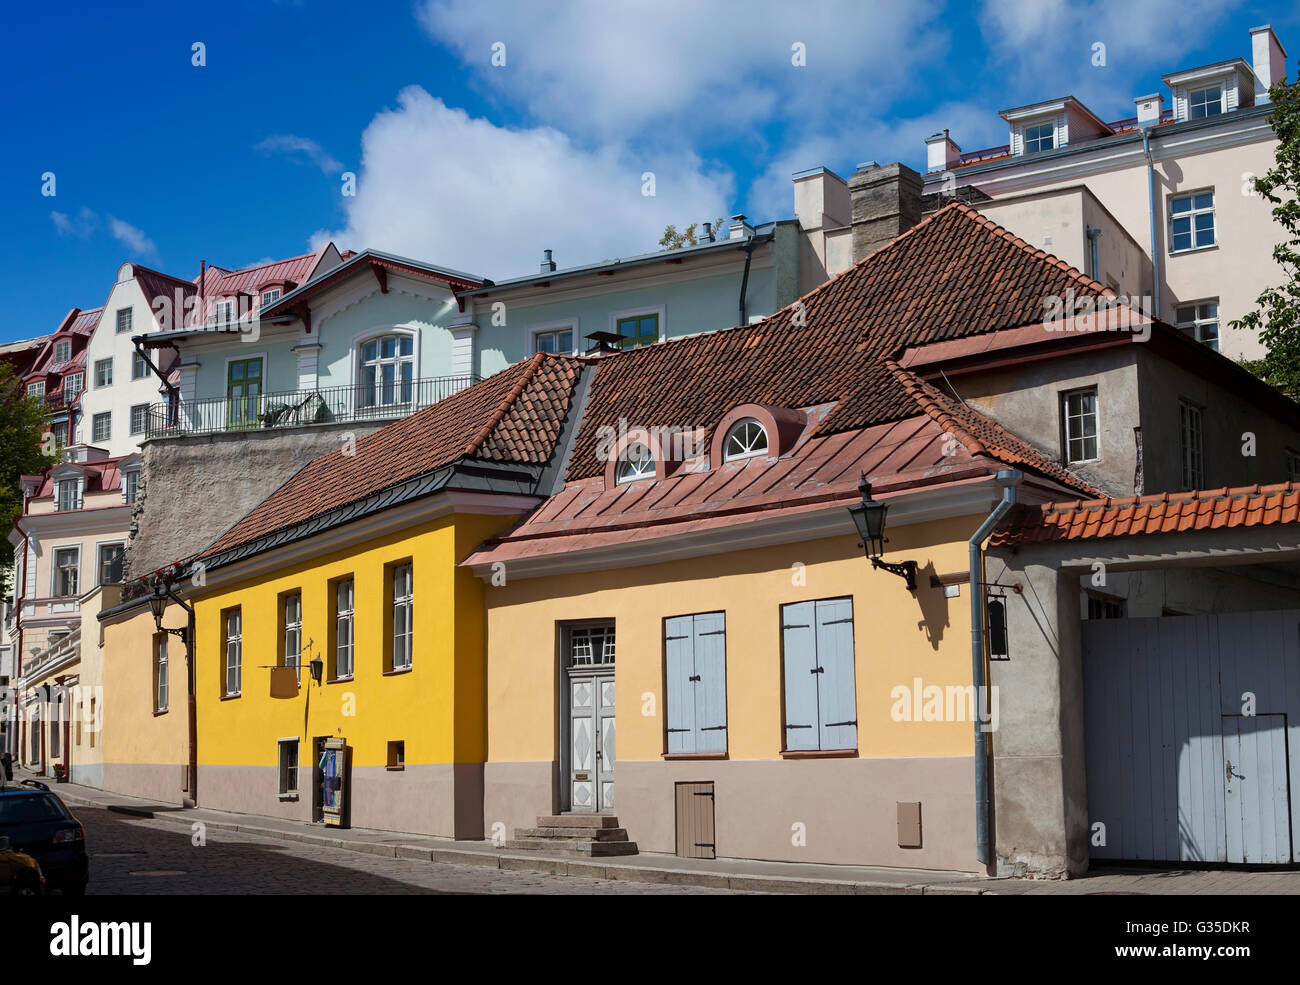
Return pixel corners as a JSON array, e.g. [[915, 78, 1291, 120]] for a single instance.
[[2, 0, 1295, 343]]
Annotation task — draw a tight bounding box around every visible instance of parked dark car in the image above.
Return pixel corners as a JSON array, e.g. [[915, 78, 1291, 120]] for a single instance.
[[0, 782, 86, 894], [0, 835, 44, 895]]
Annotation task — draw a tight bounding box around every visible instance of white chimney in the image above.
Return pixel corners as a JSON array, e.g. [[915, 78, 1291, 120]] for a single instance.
[[924, 130, 962, 173], [1134, 93, 1164, 127], [1251, 25, 1288, 102], [792, 167, 849, 232], [727, 214, 753, 240], [540, 249, 556, 273]]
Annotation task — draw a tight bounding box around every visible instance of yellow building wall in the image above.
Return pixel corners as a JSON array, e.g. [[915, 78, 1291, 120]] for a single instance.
[[486, 513, 985, 764], [193, 511, 513, 772]]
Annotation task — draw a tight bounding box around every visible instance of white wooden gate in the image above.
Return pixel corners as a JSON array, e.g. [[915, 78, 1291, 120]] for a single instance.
[[1083, 610, 1300, 864]]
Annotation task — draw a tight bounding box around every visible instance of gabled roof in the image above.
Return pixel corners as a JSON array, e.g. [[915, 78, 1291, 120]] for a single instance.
[[563, 201, 1110, 482], [199, 352, 584, 560], [993, 483, 1300, 545], [199, 248, 328, 303]]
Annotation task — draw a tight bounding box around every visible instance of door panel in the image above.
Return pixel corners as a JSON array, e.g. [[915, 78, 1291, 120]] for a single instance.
[[570, 678, 596, 811], [1224, 714, 1292, 864], [597, 675, 615, 811], [674, 781, 716, 859]]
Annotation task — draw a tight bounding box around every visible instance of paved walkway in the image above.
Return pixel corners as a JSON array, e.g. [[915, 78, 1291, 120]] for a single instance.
[[16, 771, 1300, 894]]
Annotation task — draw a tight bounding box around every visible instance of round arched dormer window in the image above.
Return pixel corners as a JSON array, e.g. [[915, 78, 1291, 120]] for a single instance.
[[723, 419, 769, 462], [615, 442, 656, 483]]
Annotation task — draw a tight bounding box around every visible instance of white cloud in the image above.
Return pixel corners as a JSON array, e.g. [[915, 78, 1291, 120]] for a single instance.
[[107, 216, 158, 259], [417, 0, 948, 139], [314, 86, 732, 280], [256, 134, 344, 174], [50, 207, 98, 238]]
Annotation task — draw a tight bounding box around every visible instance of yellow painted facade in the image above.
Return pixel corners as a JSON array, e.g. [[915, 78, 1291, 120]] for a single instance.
[[486, 514, 985, 765], [192, 510, 512, 782]]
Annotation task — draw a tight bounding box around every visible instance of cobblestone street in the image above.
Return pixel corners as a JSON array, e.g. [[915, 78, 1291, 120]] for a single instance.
[[76, 807, 741, 895]]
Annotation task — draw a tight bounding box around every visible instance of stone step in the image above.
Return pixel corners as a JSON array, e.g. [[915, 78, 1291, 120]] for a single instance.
[[536, 814, 622, 829], [505, 838, 639, 857], [515, 826, 631, 841]]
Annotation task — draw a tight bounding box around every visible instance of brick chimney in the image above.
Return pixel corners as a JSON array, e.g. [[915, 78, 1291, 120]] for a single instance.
[[848, 162, 924, 262]]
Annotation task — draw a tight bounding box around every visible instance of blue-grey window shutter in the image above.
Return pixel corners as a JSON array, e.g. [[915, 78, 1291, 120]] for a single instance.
[[692, 611, 728, 754], [781, 601, 820, 751], [815, 598, 858, 750], [665, 616, 696, 754]]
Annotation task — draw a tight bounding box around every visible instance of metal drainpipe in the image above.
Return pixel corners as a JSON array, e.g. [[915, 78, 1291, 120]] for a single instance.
[[738, 238, 756, 326], [1086, 227, 1101, 282], [1141, 129, 1160, 319], [969, 468, 1021, 868]]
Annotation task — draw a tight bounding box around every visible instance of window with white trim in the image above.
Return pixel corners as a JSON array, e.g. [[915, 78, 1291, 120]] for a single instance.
[[130, 404, 149, 436], [568, 624, 615, 666], [1170, 191, 1215, 253], [1175, 300, 1219, 352], [278, 738, 299, 795], [615, 442, 655, 483], [534, 327, 574, 355], [333, 577, 354, 679], [92, 412, 111, 444], [215, 299, 235, 327], [116, 308, 133, 334], [94, 358, 113, 388], [1180, 400, 1204, 490], [27, 381, 44, 398], [54, 548, 79, 597], [124, 469, 141, 505], [224, 607, 242, 696], [155, 633, 169, 713], [360, 334, 414, 407], [261, 288, 281, 306], [282, 591, 302, 683], [132, 351, 149, 380], [54, 340, 71, 363], [55, 478, 81, 512], [1023, 122, 1055, 154], [97, 543, 124, 585], [722, 420, 769, 462], [390, 562, 413, 671], [50, 421, 67, 448], [63, 373, 83, 401], [1062, 388, 1099, 464], [1188, 85, 1223, 119]]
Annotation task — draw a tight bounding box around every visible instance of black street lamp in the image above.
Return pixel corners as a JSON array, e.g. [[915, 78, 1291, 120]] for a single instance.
[[149, 577, 190, 643], [847, 474, 918, 591]]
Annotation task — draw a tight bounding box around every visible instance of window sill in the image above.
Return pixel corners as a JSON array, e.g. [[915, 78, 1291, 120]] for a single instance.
[[385, 765, 405, 772], [278, 793, 299, 802], [382, 666, 412, 677], [220, 692, 241, 701], [327, 676, 354, 685], [661, 753, 728, 761], [780, 749, 858, 759], [1168, 243, 1218, 257]]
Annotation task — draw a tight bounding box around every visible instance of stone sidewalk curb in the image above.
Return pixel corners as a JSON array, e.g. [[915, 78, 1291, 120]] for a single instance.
[[50, 785, 993, 895]]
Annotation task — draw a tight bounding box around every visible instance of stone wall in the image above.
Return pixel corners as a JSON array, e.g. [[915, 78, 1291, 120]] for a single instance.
[[125, 421, 388, 580]]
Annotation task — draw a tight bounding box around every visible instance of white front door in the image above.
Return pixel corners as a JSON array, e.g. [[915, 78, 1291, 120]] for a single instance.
[[569, 672, 615, 812]]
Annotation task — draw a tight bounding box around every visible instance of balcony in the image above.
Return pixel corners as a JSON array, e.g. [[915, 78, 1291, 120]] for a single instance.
[[19, 626, 82, 683], [144, 375, 478, 439]]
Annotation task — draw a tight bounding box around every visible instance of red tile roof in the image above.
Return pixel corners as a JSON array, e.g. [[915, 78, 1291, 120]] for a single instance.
[[200, 353, 584, 558], [198, 249, 326, 303], [992, 483, 1300, 545], [564, 202, 1110, 482]]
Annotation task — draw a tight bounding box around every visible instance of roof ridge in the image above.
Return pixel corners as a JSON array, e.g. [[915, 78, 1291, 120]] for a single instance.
[[885, 359, 989, 456], [128, 263, 195, 287]]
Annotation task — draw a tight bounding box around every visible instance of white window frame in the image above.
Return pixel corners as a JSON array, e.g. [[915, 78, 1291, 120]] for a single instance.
[[123, 467, 141, 505], [530, 318, 579, 356], [131, 350, 149, 380], [1180, 400, 1204, 490], [96, 541, 125, 586], [224, 608, 242, 696], [282, 591, 302, 684], [155, 633, 169, 713], [1169, 190, 1216, 254], [357, 331, 417, 408], [615, 442, 656, 483], [92, 412, 111, 444], [1023, 121, 1055, 153], [52, 546, 80, 598], [335, 577, 354, 680], [1062, 388, 1100, 465], [27, 381, 45, 398], [391, 562, 413, 671], [129, 403, 150, 436], [55, 477, 82, 512], [261, 288, 282, 307], [722, 419, 770, 462], [94, 358, 113, 388], [215, 299, 236, 327], [1188, 84, 1223, 119], [1174, 300, 1220, 352], [277, 737, 299, 796], [116, 308, 133, 334], [63, 372, 83, 400], [53, 340, 71, 363]]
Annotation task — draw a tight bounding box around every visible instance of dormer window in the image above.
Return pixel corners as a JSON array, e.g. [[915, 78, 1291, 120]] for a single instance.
[[64, 373, 83, 400], [27, 381, 44, 398], [1189, 85, 1223, 119], [55, 478, 82, 512], [1024, 122, 1055, 153], [54, 340, 71, 362], [215, 300, 235, 326], [615, 443, 656, 483], [261, 288, 281, 306], [123, 468, 141, 505], [723, 420, 769, 462]]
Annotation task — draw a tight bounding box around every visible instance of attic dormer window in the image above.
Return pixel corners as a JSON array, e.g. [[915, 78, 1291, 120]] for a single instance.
[[723, 420, 769, 462], [55, 478, 81, 512], [54, 340, 71, 362], [262, 288, 281, 306], [615, 443, 656, 483], [1189, 85, 1223, 119], [1024, 122, 1055, 153]]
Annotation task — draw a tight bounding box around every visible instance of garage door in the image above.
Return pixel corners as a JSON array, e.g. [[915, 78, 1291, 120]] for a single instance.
[[1083, 609, 1300, 864]]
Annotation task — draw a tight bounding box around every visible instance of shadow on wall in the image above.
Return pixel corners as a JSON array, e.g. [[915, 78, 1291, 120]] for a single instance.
[[913, 560, 951, 651]]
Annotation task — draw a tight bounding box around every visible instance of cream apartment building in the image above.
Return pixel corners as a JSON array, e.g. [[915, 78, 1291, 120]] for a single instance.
[[918, 24, 1289, 361]]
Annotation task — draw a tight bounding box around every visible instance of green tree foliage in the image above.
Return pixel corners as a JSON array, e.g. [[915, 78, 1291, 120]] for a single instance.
[[0, 360, 57, 592], [1233, 69, 1300, 396], [658, 217, 727, 252]]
